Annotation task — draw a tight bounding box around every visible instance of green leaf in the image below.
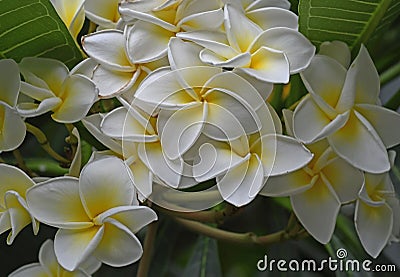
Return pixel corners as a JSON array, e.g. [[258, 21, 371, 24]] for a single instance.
[[0, 0, 83, 68], [299, 0, 400, 56], [183, 236, 223, 277]]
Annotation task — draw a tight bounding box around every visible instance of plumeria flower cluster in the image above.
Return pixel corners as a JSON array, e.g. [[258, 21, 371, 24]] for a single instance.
[[1, 0, 400, 275]]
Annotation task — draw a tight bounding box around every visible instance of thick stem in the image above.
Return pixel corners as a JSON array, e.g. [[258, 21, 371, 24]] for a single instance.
[[12, 150, 37, 177], [174, 217, 307, 246], [25, 123, 70, 164], [136, 221, 159, 277], [155, 204, 238, 224]]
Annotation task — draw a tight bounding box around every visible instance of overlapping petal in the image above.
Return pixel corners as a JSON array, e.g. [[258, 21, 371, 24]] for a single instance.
[[26, 177, 93, 229], [79, 157, 135, 218], [55, 226, 104, 271]]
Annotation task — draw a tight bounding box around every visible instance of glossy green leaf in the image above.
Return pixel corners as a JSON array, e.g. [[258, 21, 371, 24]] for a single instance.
[[0, 0, 83, 68], [299, 0, 400, 56], [183, 236, 223, 277]]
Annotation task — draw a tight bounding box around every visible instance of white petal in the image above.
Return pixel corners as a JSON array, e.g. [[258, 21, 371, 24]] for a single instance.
[[300, 55, 346, 109], [68, 128, 82, 178], [126, 21, 173, 63], [0, 59, 20, 107], [355, 104, 400, 148], [168, 37, 204, 69], [96, 205, 157, 233], [82, 30, 134, 72], [101, 107, 153, 142], [261, 169, 314, 197], [293, 96, 349, 144], [193, 142, 249, 182], [258, 134, 313, 176], [251, 27, 315, 73], [4, 191, 33, 244], [138, 142, 183, 188], [93, 65, 139, 98], [328, 111, 390, 173], [239, 46, 289, 83], [0, 164, 35, 206], [353, 45, 380, 105], [26, 177, 93, 228], [177, 30, 238, 59], [81, 114, 123, 155], [224, 4, 261, 52], [291, 177, 341, 243], [247, 7, 298, 30], [9, 263, 48, 277], [0, 106, 26, 152], [38, 239, 58, 275], [84, 0, 120, 26], [159, 103, 205, 160], [282, 109, 294, 136], [134, 69, 194, 109], [217, 154, 264, 207], [355, 201, 393, 258], [246, 0, 291, 11], [204, 71, 265, 110], [52, 75, 97, 123], [127, 158, 153, 199], [17, 97, 62, 118], [203, 90, 261, 139], [119, 4, 177, 31], [79, 157, 135, 218], [55, 226, 104, 271], [19, 81, 55, 101], [70, 58, 98, 80], [19, 57, 69, 93], [200, 49, 251, 68], [93, 221, 142, 267], [231, 69, 274, 100], [178, 9, 224, 31], [319, 41, 351, 68], [321, 158, 364, 203]]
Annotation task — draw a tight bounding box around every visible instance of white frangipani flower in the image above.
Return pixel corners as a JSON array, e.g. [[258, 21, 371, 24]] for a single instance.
[[119, 0, 224, 63], [26, 156, 158, 271], [85, 0, 121, 30], [355, 156, 400, 258], [9, 239, 101, 277], [82, 30, 168, 98], [261, 109, 364, 243], [100, 102, 184, 198], [17, 57, 98, 123], [293, 42, 400, 173], [178, 3, 314, 83], [0, 59, 26, 152], [50, 0, 85, 38], [0, 164, 39, 245]]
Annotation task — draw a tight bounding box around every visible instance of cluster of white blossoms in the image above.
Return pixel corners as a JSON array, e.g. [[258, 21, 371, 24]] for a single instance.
[[1, 0, 400, 275]]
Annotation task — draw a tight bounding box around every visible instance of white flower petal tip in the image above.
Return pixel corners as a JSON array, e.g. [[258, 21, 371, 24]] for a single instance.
[[9, 239, 100, 277], [0, 103, 27, 152], [0, 164, 37, 244], [51, 0, 85, 38]]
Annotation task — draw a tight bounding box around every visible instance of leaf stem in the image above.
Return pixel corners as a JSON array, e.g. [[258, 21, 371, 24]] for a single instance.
[[137, 221, 159, 277], [380, 61, 400, 87], [174, 217, 307, 246], [155, 204, 238, 224], [25, 123, 70, 164]]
